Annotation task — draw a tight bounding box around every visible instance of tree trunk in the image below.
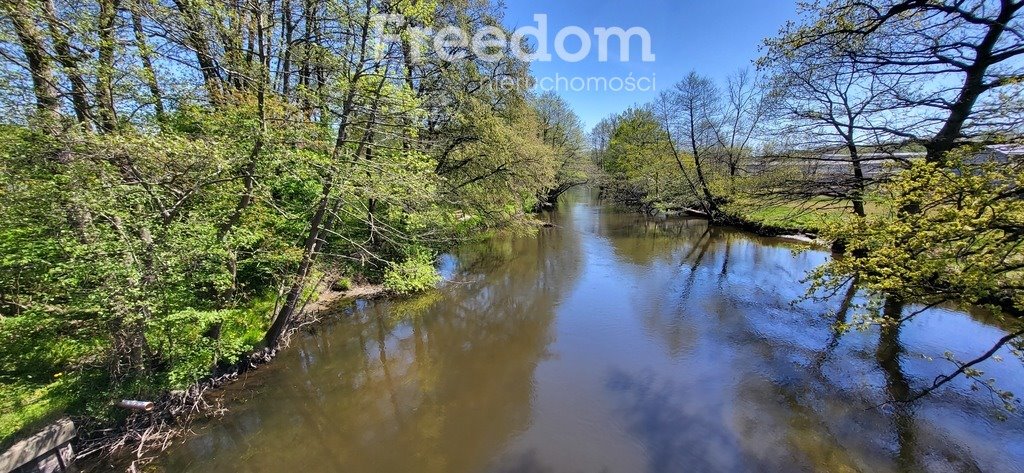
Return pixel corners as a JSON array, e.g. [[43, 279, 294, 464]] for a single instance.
[[173, 0, 224, 104], [263, 183, 333, 347], [95, 0, 119, 132], [43, 0, 94, 130], [129, 1, 165, 122], [280, 0, 294, 96], [263, 85, 360, 348], [298, 0, 314, 114], [687, 111, 718, 215], [3, 0, 61, 123], [691, 148, 717, 214], [848, 145, 867, 218], [924, 2, 1018, 165]]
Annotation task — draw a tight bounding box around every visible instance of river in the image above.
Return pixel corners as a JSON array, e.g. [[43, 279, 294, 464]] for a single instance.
[[153, 191, 1024, 473]]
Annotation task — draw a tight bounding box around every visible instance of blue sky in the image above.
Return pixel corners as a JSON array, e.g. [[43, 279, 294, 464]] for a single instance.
[[499, 0, 802, 129]]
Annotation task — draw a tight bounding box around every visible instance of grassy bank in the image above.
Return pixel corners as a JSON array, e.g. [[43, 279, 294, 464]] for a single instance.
[[719, 197, 886, 236]]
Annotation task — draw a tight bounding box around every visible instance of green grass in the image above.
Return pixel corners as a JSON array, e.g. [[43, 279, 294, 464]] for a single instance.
[[741, 205, 837, 230], [726, 197, 886, 232], [0, 380, 73, 445]]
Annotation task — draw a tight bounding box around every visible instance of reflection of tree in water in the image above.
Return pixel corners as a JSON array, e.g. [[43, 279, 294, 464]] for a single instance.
[[599, 213, 707, 267], [486, 448, 607, 473], [877, 298, 910, 403], [606, 216, 780, 360], [813, 280, 858, 367], [602, 289, 873, 470], [601, 216, 712, 358], [599, 205, 1013, 473], [160, 209, 586, 473], [876, 298, 923, 473], [163, 194, 1021, 473], [725, 295, 984, 473], [486, 450, 555, 473], [597, 216, 982, 472]]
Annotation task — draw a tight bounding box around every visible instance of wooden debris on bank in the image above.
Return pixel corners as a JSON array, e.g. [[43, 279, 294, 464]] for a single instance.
[[0, 418, 77, 473], [116, 401, 155, 413]]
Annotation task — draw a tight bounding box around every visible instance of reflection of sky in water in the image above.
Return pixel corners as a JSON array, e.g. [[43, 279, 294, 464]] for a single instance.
[[437, 253, 460, 282], [158, 191, 1024, 473]]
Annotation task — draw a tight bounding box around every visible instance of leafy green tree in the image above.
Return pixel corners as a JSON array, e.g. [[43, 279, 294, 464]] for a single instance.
[[532, 92, 591, 207], [599, 107, 679, 212], [810, 149, 1024, 407]]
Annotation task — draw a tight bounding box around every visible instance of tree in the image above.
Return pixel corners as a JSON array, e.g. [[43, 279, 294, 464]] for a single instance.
[[650, 90, 709, 215], [761, 25, 898, 218], [770, 0, 1024, 407], [773, 0, 1024, 164], [0, 0, 59, 125], [598, 107, 677, 212], [0, 0, 574, 442], [594, 72, 765, 219], [810, 151, 1024, 407], [714, 68, 770, 182], [532, 92, 590, 206], [670, 72, 721, 215]]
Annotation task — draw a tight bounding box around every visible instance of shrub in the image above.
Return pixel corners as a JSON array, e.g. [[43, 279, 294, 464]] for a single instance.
[[383, 248, 441, 295]]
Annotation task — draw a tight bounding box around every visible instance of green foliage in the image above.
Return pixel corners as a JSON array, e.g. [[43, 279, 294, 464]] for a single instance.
[[597, 108, 684, 209], [0, 380, 73, 443], [0, 110, 304, 439], [383, 247, 442, 295], [800, 148, 1024, 411], [0, 0, 591, 444], [810, 152, 1024, 315], [334, 277, 352, 292], [149, 295, 274, 389]]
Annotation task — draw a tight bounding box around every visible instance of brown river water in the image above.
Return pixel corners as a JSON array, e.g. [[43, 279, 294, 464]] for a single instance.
[[150, 191, 1024, 473]]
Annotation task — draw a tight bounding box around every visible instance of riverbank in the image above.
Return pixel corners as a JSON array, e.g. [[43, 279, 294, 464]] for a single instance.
[[671, 206, 831, 249], [144, 195, 1024, 473], [2, 211, 544, 468], [5, 275, 389, 471]]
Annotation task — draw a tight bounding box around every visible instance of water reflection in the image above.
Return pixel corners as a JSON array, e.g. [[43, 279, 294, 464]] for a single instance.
[[158, 204, 585, 473], [155, 190, 1024, 473]]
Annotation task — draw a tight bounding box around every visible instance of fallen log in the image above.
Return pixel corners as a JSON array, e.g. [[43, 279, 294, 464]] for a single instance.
[[116, 401, 155, 412]]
